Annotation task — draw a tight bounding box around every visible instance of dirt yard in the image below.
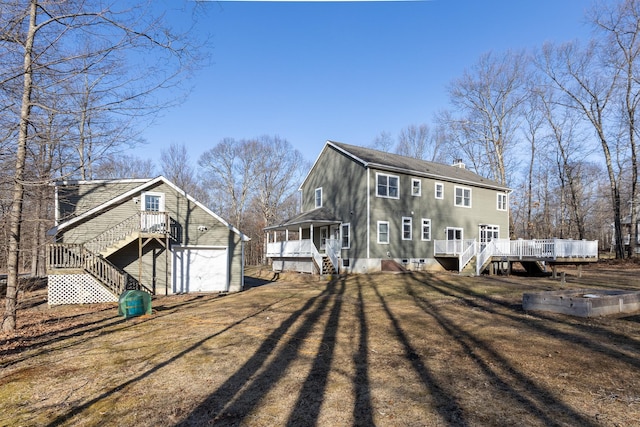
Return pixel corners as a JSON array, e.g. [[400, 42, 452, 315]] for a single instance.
[[1, 264, 640, 426]]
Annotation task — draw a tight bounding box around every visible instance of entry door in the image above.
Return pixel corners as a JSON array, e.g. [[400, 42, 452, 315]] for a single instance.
[[479, 225, 499, 250], [319, 227, 328, 250], [141, 191, 165, 232], [446, 227, 463, 254]]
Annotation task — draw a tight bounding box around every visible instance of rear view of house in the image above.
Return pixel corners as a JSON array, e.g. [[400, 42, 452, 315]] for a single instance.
[[47, 176, 249, 305], [265, 141, 598, 275]]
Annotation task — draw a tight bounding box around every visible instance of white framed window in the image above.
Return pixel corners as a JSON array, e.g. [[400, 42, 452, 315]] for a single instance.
[[435, 182, 444, 199], [341, 223, 350, 249], [497, 193, 508, 211], [402, 217, 412, 240], [376, 173, 399, 199], [480, 224, 500, 244], [411, 178, 421, 196], [454, 186, 472, 207], [315, 187, 323, 208], [141, 191, 165, 212], [421, 218, 431, 241], [377, 221, 390, 244]]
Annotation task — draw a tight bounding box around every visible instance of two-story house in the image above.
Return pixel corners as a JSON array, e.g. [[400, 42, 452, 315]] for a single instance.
[[47, 176, 249, 305], [265, 141, 512, 274]]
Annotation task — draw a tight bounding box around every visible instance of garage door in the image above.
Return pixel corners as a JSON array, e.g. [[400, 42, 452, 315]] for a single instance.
[[172, 247, 228, 293]]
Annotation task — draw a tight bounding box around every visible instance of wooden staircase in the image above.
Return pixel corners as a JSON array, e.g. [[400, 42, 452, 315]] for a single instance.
[[48, 212, 170, 296]]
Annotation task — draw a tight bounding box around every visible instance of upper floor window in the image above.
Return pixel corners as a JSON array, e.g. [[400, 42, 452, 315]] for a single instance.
[[402, 217, 412, 240], [421, 218, 431, 241], [315, 187, 323, 208], [142, 191, 165, 212], [341, 223, 351, 249], [455, 186, 472, 208], [435, 182, 444, 199], [411, 179, 421, 196], [377, 221, 390, 244], [497, 193, 508, 211], [376, 173, 399, 199]]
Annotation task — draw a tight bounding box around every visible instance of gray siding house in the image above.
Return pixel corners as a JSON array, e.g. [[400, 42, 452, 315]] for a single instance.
[[47, 176, 249, 305], [265, 141, 512, 274]]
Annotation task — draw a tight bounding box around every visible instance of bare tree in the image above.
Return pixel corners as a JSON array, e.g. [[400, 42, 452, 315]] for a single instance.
[[396, 124, 444, 161], [1, 0, 201, 332], [590, 0, 640, 256], [446, 50, 531, 185], [538, 40, 624, 257], [369, 131, 394, 152], [92, 153, 156, 179]]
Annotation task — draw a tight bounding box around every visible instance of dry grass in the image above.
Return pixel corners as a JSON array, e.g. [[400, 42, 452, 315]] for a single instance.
[[1, 265, 640, 426]]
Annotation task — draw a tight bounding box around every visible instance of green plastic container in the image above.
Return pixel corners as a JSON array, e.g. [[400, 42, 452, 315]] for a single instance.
[[118, 290, 152, 318]]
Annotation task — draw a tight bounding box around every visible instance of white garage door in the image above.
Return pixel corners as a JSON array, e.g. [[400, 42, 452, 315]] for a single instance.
[[172, 247, 228, 293]]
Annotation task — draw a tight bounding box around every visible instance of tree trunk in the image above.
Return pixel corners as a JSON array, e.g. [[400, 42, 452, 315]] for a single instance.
[[2, 0, 36, 333]]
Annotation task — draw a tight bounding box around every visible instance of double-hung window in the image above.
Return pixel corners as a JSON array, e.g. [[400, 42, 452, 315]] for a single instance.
[[376, 173, 399, 199], [377, 221, 390, 244], [435, 182, 444, 199], [421, 218, 431, 241], [411, 179, 421, 196], [402, 217, 412, 240], [497, 193, 508, 211], [455, 186, 472, 207], [315, 187, 323, 208], [341, 223, 350, 249]]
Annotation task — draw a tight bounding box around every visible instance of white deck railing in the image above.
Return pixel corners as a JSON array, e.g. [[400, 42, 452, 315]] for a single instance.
[[266, 239, 339, 274], [436, 238, 598, 259]]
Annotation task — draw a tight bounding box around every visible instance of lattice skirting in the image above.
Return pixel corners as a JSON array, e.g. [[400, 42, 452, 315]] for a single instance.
[[48, 274, 118, 305]]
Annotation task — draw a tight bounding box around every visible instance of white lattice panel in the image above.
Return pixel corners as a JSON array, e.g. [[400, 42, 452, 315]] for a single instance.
[[48, 274, 118, 305]]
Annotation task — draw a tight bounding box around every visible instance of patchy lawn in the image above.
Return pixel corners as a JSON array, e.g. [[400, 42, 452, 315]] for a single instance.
[[1, 265, 640, 426]]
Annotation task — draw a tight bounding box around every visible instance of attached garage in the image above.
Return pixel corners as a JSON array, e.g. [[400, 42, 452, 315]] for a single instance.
[[172, 246, 229, 293]]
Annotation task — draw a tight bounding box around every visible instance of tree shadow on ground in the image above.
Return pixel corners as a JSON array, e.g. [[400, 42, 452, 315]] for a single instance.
[[403, 275, 600, 427], [177, 278, 344, 426]]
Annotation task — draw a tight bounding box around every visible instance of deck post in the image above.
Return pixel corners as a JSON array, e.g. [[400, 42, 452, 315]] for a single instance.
[[577, 264, 583, 278], [552, 264, 557, 279]]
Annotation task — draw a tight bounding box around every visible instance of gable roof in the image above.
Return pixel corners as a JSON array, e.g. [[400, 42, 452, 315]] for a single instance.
[[48, 176, 249, 241], [301, 140, 510, 192], [264, 207, 342, 231]]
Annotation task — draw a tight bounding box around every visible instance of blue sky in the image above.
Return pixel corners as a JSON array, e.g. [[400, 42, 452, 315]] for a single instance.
[[133, 0, 593, 166]]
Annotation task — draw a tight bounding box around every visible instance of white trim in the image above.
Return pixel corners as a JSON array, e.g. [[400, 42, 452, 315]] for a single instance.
[[411, 178, 421, 197], [402, 216, 412, 240], [454, 185, 472, 208], [377, 221, 390, 244], [421, 218, 431, 241], [341, 223, 351, 249], [435, 182, 444, 200], [497, 193, 508, 211], [376, 172, 400, 199], [141, 191, 165, 212], [48, 176, 250, 241], [315, 187, 323, 208]]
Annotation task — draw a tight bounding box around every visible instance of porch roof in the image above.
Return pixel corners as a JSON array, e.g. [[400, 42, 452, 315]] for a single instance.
[[265, 207, 342, 231]]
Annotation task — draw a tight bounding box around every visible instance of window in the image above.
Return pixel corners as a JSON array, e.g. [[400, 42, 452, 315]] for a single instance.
[[341, 223, 350, 249], [402, 217, 412, 240], [315, 187, 323, 208], [142, 191, 165, 212], [480, 224, 499, 244], [342, 259, 350, 268], [497, 193, 508, 211], [377, 221, 390, 244], [411, 179, 421, 196], [421, 218, 431, 241], [376, 173, 399, 198], [455, 186, 472, 207], [435, 182, 444, 199]]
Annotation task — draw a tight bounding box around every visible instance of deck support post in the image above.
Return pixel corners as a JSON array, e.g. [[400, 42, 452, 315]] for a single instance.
[[552, 264, 557, 279], [577, 264, 583, 278]]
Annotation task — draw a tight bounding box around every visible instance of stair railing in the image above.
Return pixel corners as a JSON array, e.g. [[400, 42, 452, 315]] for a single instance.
[[84, 213, 142, 254]]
